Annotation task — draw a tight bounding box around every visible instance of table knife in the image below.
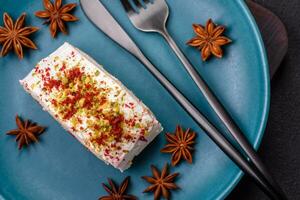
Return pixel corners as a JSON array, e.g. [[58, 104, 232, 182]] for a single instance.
[[80, 0, 285, 199]]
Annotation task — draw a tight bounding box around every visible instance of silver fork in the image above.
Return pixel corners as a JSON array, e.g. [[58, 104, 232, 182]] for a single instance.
[[121, 0, 286, 198]]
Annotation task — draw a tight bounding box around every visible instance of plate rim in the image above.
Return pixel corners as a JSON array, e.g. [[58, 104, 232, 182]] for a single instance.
[[216, 1, 270, 199]]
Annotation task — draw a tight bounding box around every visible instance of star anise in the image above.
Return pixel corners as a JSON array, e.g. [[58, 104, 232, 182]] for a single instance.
[[142, 164, 179, 200], [186, 19, 231, 61], [0, 13, 38, 59], [161, 125, 196, 166], [35, 0, 78, 38], [6, 115, 45, 150], [99, 176, 137, 200]]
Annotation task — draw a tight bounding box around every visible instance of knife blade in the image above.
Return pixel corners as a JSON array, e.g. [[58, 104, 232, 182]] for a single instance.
[[79, 1, 283, 199], [80, 0, 142, 57]]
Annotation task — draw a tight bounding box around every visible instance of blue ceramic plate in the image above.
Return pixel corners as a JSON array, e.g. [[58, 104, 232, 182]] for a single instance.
[[0, 0, 269, 199]]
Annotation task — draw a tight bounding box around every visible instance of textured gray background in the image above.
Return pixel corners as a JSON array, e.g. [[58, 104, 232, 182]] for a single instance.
[[228, 0, 300, 199]]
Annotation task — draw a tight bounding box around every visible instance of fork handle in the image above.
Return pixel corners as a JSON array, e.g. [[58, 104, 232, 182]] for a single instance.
[[158, 28, 287, 199]]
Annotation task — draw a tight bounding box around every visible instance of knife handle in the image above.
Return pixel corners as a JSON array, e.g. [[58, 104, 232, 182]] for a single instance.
[[130, 46, 283, 200]]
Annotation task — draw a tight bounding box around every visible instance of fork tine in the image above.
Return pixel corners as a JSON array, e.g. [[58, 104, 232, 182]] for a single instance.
[[121, 0, 135, 13], [132, 0, 143, 9]]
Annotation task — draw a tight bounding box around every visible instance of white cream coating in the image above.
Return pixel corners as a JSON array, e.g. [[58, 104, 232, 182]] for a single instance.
[[20, 43, 163, 171]]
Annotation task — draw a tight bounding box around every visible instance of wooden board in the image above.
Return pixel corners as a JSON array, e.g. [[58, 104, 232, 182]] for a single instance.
[[247, 0, 288, 78]]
